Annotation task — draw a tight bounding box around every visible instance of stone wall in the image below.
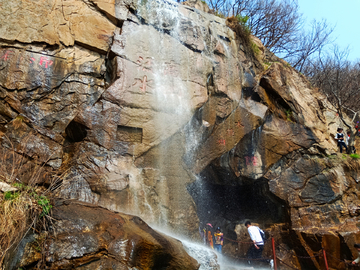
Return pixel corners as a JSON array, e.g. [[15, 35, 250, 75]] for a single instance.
[[1, 0, 360, 268]]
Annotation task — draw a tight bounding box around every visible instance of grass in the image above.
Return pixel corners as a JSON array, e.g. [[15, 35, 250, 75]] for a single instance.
[[0, 187, 38, 263], [36, 195, 52, 218], [251, 42, 260, 56], [350, 153, 360, 159], [0, 134, 62, 266], [285, 109, 294, 122], [263, 60, 272, 70]]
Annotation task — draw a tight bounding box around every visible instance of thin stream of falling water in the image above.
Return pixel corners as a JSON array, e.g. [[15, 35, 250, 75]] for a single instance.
[[128, 173, 155, 220], [126, 0, 240, 230], [137, 0, 198, 226]]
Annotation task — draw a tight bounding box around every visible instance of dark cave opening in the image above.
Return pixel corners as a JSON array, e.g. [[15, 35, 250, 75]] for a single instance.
[[187, 167, 288, 231], [65, 120, 88, 142]]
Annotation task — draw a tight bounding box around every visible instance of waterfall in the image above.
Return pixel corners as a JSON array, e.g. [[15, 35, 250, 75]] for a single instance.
[[118, 0, 232, 228], [114, 0, 248, 259]]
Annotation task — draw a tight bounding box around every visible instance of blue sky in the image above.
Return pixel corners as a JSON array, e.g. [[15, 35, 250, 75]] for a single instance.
[[298, 0, 360, 62]]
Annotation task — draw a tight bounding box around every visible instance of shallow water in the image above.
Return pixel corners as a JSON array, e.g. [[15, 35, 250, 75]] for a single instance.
[[179, 237, 272, 270]]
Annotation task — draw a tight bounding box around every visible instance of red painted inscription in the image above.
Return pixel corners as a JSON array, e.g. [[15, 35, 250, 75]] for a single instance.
[[227, 129, 234, 136], [245, 156, 258, 166], [236, 121, 244, 128], [0, 50, 14, 61], [217, 138, 226, 146], [39, 56, 54, 68]]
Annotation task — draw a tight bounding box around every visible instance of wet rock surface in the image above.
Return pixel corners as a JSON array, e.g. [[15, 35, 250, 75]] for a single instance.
[[1, 0, 360, 269]]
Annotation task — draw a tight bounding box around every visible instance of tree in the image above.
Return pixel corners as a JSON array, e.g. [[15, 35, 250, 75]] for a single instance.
[[228, 0, 302, 54], [304, 46, 360, 152], [284, 19, 334, 72], [189, 0, 333, 71]]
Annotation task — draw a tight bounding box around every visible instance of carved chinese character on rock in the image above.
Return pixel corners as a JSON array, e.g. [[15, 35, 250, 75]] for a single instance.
[[235, 121, 244, 128], [226, 128, 234, 136], [140, 75, 147, 92]]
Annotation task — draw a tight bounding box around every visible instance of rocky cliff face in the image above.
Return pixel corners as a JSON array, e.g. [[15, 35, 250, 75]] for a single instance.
[[1, 0, 360, 269]]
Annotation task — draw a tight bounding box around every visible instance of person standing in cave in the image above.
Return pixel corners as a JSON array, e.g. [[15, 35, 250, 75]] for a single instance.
[[205, 223, 214, 249], [245, 221, 264, 265], [352, 243, 360, 265], [214, 227, 224, 253], [199, 225, 206, 245], [335, 127, 348, 153]]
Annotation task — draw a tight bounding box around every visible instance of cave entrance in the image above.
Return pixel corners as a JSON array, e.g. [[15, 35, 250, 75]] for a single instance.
[[187, 166, 288, 230], [65, 120, 88, 142]]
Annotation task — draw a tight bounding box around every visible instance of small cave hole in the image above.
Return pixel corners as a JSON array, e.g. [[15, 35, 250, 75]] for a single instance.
[[117, 125, 143, 143], [65, 120, 88, 142], [242, 87, 262, 102]]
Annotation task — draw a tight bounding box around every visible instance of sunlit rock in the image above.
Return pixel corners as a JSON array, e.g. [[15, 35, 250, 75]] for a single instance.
[[11, 201, 199, 270], [1, 0, 360, 268]]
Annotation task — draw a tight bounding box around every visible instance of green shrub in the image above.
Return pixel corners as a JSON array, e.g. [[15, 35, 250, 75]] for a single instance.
[[13, 183, 25, 189], [36, 195, 52, 218], [4, 191, 20, 201], [236, 14, 249, 25], [350, 153, 360, 159], [285, 109, 294, 122], [236, 14, 251, 36]]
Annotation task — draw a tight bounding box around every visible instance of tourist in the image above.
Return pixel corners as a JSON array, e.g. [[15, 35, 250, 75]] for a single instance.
[[335, 128, 348, 153], [245, 221, 264, 265], [346, 130, 357, 153], [352, 243, 360, 265], [214, 227, 223, 253], [206, 223, 214, 249], [199, 225, 206, 245]]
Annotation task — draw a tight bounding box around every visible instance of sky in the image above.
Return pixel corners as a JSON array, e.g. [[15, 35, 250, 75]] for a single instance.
[[298, 0, 360, 62]]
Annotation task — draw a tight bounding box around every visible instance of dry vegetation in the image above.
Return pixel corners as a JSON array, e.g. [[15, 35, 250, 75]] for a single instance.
[[226, 15, 251, 45], [225, 15, 264, 71], [0, 135, 62, 267]]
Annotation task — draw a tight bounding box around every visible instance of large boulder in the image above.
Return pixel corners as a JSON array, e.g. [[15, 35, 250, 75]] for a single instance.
[[8, 201, 199, 270]]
